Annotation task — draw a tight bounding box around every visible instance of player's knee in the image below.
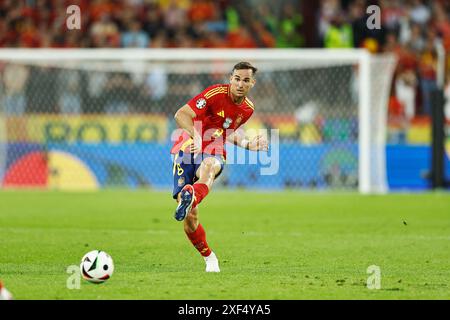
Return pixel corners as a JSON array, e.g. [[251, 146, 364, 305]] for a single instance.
[[203, 159, 214, 168], [204, 164, 214, 176], [202, 158, 217, 173]]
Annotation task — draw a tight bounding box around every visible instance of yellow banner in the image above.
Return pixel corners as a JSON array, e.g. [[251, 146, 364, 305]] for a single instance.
[[6, 114, 168, 143]]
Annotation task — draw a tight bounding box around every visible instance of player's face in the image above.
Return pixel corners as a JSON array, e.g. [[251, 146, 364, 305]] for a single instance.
[[229, 69, 255, 99]]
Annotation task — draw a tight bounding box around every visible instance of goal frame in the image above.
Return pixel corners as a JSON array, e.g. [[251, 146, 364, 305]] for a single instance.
[[0, 48, 396, 194]]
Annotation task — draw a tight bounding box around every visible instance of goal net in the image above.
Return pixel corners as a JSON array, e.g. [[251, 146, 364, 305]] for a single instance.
[[0, 49, 396, 193]]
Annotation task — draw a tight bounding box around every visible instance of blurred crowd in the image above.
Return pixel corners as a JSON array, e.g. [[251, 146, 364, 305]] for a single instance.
[[318, 0, 450, 128], [1, 0, 450, 123], [0, 0, 303, 48]]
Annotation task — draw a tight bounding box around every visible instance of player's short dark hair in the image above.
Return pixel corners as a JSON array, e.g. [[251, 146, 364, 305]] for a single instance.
[[232, 62, 258, 76]]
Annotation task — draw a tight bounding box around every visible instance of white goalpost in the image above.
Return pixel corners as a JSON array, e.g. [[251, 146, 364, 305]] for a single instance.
[[0, 48, 397, 193]]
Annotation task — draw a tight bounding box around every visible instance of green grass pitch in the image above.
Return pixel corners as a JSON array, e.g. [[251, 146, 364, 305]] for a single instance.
[[0, 190, 449, 299]]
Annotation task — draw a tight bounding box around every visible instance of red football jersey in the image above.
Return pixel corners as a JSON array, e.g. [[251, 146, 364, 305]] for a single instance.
[[171, 84, 254, 158]]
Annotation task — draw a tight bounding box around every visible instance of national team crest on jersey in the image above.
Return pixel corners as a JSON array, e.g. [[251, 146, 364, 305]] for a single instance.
[[177, 177, 185, 187], [223, 117, 233, 129], [196, 98, 206, 109], [236, 114, 243, 126]]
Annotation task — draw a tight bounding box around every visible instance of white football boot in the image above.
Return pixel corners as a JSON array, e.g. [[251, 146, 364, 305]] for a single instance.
[[204, 252, 220, 273]]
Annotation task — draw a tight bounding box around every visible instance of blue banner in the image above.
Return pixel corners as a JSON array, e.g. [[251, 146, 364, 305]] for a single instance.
[[2, 143, 449, 190]]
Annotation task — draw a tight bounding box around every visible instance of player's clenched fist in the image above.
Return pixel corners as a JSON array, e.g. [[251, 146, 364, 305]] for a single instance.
[[248, 134, 269, 151], [190, 133, 202, 154]]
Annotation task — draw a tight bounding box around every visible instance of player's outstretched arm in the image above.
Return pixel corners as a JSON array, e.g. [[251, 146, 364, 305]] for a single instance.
[[227, 130, 268, 152]]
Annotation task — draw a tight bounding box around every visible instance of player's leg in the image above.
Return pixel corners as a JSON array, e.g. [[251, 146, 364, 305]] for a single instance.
[[184, 202, 211, 256], [183, 199, 198, 234], [172, 151, 195, 221], [177, 156, 222, 272], [192, 156, 222, 208], [175, 156, 222, 220], [191, 156, 223, 272], [177, 194, 219, 272], [184, 205, 219, 272], [184, 206, 212, 258], [195, 156, 222, 188], [172, 153, 219, 272]]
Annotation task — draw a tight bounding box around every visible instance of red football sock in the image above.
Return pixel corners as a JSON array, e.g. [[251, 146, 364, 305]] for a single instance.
[[185, 224, 211, 257], [192, 183, 209, 208]]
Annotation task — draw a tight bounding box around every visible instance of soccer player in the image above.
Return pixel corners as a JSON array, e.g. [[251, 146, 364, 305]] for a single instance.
[[170, 62, 268, 272]]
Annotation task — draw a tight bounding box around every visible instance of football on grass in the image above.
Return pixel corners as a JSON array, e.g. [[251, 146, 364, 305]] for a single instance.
[[80, 250, 114, 283]]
